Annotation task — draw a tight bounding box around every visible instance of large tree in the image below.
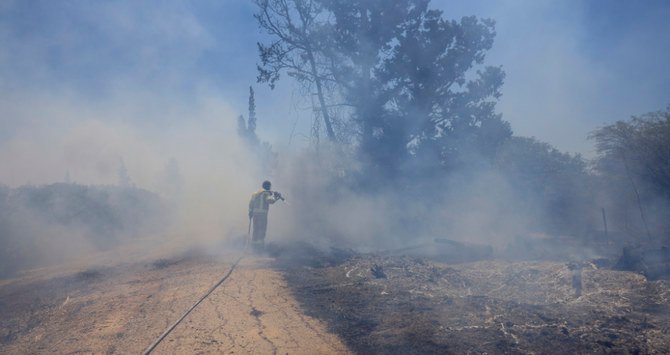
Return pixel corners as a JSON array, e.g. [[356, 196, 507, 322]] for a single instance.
[[255, 0, 511, 180], [322, 1, 509, 173], [255, 0, 337, 141]]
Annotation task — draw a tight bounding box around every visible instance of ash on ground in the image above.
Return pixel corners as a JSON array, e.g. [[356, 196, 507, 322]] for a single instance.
[[273, 242, 670, 354]]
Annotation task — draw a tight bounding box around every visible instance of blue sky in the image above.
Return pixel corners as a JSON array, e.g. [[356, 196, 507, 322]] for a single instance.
[[1, 0, 669, 157], [442, 0, 670, 154]]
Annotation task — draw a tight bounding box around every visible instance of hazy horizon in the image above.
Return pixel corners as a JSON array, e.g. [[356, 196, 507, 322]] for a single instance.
[[1, 1, 669, 188]]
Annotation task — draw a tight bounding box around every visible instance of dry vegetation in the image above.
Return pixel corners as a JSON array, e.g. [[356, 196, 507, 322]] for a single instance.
[[276, 246, 670, 354]]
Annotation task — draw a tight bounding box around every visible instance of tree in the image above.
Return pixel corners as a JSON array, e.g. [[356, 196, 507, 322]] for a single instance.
[[255, 0, 511, 182], [322, 0, 510, 178], [235, 84, 278, 177], [248, 86, 258, 137], [237, 114, 248, 138], [320, 0, 432, 176], [255, 0, 337, 141], [590, 106, 670, 198], [590, 105, 670, 240], [237, 87, 260, 145], [496, 136, 592, 235], [117, 158, 132, 187]]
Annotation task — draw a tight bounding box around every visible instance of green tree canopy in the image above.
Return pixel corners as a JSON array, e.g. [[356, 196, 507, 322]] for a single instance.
[[255, 0, 511, 183], [590, 105, 670, 199]]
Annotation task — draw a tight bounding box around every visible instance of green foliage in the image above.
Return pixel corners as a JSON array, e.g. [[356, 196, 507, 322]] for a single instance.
[[248, 86, 257, 136], [236, 85, 277, 177], [237, 114, 248, 138], [590, 105, 670, 240], [255, 0, 511, 182], [255, 0, 327, 88], [497, 137, 586, 192], [255, 0, 337, 141], [591, 105, 670, 198], [237, 87, 261, 145], [496, 137, 593, 235], [0, 183, 165, 277]]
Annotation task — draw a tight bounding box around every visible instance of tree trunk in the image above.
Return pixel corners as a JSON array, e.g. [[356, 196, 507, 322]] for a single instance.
[[623, 153, 652, 241], [306, 48, 336, 142]]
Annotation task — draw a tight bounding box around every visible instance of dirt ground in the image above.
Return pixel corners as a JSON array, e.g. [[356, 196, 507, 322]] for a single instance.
[[0, 249, 350, 354], [3, 240, 670, 354]]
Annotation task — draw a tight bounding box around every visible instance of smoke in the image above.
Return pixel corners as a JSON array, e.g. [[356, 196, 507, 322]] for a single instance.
[[2, 1, 668, 277], [0, 88, 266, 275], [267, 145, 540, 255]]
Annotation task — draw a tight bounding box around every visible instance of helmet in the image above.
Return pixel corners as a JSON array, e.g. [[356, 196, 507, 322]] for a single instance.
[[262, 180, 272, 190]]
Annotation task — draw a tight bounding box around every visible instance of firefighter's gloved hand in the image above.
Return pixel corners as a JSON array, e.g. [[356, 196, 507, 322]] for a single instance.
[[273, 191, 282, 199]]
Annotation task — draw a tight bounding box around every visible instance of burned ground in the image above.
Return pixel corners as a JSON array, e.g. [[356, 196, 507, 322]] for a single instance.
[[275, 245, 670, 354], [2, 240, 669, 354]]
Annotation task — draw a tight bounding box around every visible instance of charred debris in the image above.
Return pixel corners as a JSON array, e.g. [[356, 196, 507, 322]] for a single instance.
[[249, 3, 670, 351], [266, 238, 670, 354]]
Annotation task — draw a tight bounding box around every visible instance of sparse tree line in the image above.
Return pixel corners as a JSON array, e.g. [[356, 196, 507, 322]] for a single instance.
[[589, 106, 670, 242], [237, 85, 278, 177], [251, 0, 670, 244], [0, 156, 185, 277], [0, 183, 165, 277]]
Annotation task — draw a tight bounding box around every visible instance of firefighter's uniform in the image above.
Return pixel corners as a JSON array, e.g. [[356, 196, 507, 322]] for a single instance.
[[248, 189, 279, 250]]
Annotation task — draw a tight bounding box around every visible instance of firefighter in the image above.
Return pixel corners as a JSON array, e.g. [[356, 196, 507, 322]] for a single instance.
[[248, 180, 283, 253]]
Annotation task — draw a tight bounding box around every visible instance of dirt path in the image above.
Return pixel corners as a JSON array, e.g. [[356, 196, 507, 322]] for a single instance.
[[150, 257, 350, 354], [0, 253, 350, 354]]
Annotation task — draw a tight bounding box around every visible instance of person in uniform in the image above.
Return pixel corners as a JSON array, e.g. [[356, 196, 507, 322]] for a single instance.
[[248, 180, 283, 253]]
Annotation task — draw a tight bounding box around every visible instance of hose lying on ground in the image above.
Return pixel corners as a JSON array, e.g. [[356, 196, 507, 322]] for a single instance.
[[143, 255, 244, 354]]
